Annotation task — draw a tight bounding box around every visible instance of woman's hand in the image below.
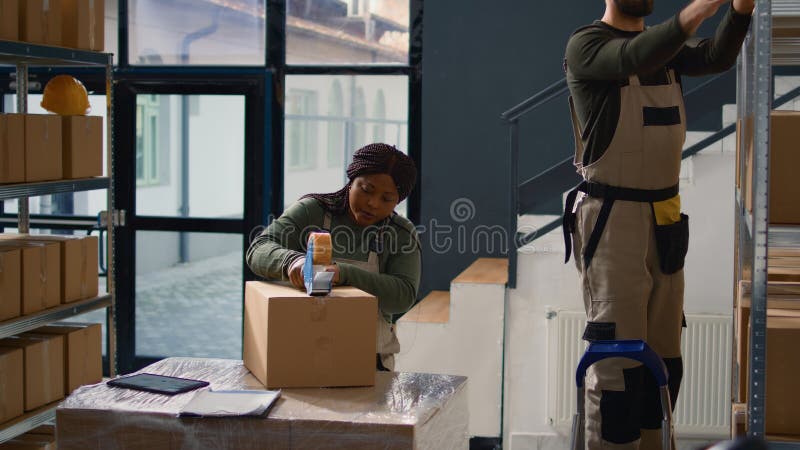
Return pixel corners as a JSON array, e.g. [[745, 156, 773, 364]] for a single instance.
[[288, 257, 306, 289], [324, 263, 341, 284]]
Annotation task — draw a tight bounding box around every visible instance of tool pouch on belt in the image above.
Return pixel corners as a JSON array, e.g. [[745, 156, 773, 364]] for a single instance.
[[653, 212, 689, 275]]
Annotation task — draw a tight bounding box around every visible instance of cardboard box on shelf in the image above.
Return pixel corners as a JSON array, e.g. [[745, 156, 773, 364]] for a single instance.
[[9, 235, 99, 302], [0, 346, 23, 424], [0, 248, 21, 322], [0, 241, 60, 315], [24, 115, 62, 183], [62, 115, 102, 179], [26, 424, 55, 436], [0, 334, 64, 411], [34, 323, 102, 394], [0, 0, 19, 41], [751, 316, 800, 435], [736, 281, 800, 400], [0, 432, 57, 450], [61, 0, 104, 51], [744, 111, 800, 223], [18, 0, 62, 46], [0, 114, 25, 184], [731, 403, 747, 438], [243, 281, 377, 389]]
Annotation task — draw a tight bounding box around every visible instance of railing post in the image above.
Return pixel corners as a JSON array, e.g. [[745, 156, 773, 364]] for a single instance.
[[508, 120, 519, 289]]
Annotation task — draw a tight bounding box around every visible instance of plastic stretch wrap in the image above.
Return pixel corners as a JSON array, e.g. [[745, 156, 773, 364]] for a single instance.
[[57, 357, 469, 450]]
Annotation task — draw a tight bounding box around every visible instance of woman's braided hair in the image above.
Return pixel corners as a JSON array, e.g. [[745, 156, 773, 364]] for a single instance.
[[302, 143, 417, 215]]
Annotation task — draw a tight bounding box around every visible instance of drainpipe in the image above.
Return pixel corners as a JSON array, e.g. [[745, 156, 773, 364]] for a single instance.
[[177, 7, 220, 263]]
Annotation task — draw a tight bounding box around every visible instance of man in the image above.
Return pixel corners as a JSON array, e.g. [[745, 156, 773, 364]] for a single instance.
[[563, 0, 754, 448]]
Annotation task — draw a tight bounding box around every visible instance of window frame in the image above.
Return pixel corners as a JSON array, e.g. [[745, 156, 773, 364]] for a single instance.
[[270, 0, 423, 222]]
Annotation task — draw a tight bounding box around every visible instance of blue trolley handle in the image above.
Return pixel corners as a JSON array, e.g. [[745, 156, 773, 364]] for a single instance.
[[570, 340, 673, 450]]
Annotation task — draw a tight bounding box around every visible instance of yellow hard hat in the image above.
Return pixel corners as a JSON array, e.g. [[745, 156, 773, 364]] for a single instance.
[[40, 75, 91, 115]]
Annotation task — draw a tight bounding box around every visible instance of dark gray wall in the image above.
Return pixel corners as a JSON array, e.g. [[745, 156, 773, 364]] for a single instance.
[[418, 1, 733, 295]]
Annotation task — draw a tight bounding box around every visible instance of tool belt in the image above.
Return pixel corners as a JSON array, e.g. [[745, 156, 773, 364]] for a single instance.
[[563, 181, 687, 274]]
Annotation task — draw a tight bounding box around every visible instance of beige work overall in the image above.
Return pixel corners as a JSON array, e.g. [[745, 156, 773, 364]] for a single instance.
[[323, 213, 401, 371], [568, 70, 687, 449]]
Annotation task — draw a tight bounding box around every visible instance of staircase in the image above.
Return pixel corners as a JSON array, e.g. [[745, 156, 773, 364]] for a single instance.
[[395, 258, 508, 440]]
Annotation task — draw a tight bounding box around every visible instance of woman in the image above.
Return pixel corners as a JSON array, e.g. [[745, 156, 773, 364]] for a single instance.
[[246, 143, 420, 371]]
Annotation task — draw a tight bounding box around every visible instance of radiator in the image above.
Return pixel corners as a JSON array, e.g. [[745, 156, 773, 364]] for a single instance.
[[546, 310, 732, 438]]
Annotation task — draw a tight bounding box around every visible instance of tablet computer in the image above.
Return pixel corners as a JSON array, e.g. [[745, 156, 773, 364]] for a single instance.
[[107, 373, 210, 396]]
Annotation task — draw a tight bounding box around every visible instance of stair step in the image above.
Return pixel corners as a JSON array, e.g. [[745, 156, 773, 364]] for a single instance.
[[452, 258, 508, 285], [398, 290, 450, 324]]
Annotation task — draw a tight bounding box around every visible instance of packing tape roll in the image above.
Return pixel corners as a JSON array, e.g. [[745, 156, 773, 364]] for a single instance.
[[308, 232, 332, 265]]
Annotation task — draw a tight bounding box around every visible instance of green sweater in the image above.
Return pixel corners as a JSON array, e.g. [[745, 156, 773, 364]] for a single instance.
[[565, 6, 751, 166], [246, 198, 421, 320]]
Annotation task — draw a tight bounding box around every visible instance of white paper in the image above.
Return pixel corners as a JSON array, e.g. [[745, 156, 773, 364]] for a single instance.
[[179, 389, 281, 418]]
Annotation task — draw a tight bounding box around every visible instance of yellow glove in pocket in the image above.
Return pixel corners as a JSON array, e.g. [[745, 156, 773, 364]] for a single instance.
[[653, 195, 681, 225], [651, 195, 689, 274]]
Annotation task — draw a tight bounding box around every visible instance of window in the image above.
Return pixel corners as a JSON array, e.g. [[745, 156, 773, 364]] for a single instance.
[[283, 76, 408, 209], [135, 95, 245, 219], [327, 80, 345, 168], [129, 0, 266, 65], [373, 89, 386, 142], [135, 95, 162, 186], [136, 231, 243, 359], [285, 89, 319, 171], [286, 0, 409, 64], [351, 87, 367, 158]]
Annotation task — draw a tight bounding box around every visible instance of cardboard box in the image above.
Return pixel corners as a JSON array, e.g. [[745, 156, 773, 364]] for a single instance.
[[745, 111, 800, 223], [61, 0, 104, 51], [0, 248, 21, 322], [57, 358, 469, 450], [0, 241, 60, 314], [0, 346, 23, 424], [24, 115, 62, 183], [0, 114, 25, 184], [0, 433, 57, 450], [0, 334, 64, 411], [33, 323, 102, 393], [736, 281, 800, 400], [11, 235, 98, 302], [26, 424, 55, 436], [243, 281, 377, 388], [62, 115, 102, 179], [0, 0, 19, 41], [754, 316, 800, 435], [731, 403, 747, 438], [18, 0, 61, 46]]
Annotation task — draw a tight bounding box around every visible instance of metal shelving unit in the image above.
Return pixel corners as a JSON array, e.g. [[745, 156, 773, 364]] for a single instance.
[[0, 39, 115, 444], [0, 177, 109, 201], [734, 1, 800, 447], [0, 295, 112, 340]]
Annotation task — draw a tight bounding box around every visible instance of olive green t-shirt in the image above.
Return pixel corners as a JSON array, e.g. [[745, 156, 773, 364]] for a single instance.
[[246, 198, 421, 321], [565, 6, 751, 166]]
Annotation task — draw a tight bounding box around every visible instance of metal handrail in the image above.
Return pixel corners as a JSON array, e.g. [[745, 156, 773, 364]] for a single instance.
[[501, 78, 569, 123], [513, 84, 800, 250], [503, 70, 800, 288], [501, 70, 730, 124]]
